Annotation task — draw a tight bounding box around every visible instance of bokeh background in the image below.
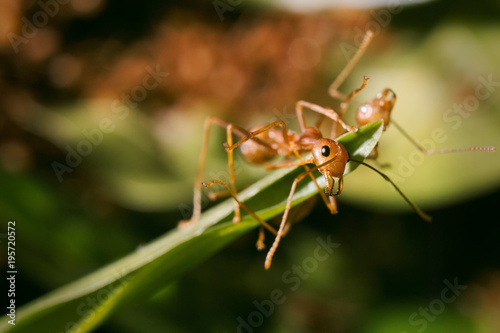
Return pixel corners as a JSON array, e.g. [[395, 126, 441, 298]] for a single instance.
[[1, 0, 500, 332]]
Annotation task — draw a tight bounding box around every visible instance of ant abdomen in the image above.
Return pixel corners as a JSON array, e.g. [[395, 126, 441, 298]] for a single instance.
[[239, 127, 280, 164]]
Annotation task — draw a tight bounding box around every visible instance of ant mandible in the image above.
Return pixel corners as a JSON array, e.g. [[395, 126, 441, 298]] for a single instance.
[[180, 30, 496, 269]]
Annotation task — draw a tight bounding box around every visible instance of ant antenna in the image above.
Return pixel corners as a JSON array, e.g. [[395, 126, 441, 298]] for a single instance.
[[391, 121, 497, 155], [349, 158, 433, 222]]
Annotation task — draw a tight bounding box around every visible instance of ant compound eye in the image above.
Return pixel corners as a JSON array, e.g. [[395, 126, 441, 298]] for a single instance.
[[321, 145, 330, 157]]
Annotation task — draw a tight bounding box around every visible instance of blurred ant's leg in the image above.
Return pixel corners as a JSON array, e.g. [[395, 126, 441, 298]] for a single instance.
[[296, 100, 357, 133], [331, 76, 370, 138], [265, 175, 301, 269], [328, 196, 338, 215], [264, 164, 328, 269], [313, 29, 374, 133], [226, 124, 241, 222], [209, 122, 274, 201], [179, 117, 259, 228], [256, 227, 266, 250], [223, 120, 297, 222], [328, 29, 374, 100], [179, 117, 229, 228]]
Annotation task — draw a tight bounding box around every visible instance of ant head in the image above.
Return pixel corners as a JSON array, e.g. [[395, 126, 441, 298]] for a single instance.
[[312, 139, 349, 196], [356, 88, 396, 129]]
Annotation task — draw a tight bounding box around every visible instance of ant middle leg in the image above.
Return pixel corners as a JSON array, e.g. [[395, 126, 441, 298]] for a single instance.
[[264, 162, 335, 269]]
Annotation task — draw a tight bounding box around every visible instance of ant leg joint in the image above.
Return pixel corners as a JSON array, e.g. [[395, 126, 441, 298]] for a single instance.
[[345, 125, 359, 133]]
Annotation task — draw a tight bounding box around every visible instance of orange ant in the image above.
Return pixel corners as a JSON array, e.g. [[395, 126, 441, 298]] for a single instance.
[[181, 30, 496, 269]]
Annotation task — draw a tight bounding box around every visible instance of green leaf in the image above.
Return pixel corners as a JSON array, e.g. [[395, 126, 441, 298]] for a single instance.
[[1, 120, 383, 333]]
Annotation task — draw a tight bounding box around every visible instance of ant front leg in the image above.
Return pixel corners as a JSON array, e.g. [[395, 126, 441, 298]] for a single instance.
[[264, 169, 311, 269], [264, 154, 343, 269], [265, 139, 349, 269]]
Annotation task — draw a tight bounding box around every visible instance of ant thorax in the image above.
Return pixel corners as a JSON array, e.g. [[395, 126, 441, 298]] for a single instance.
[[239, 126, 324, 164], [295, 127, 323, 150]]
